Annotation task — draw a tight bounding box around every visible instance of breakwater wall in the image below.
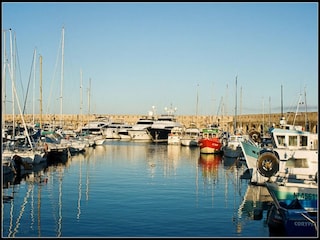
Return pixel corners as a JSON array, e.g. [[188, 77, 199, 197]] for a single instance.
[[3, 112, 318, 134]]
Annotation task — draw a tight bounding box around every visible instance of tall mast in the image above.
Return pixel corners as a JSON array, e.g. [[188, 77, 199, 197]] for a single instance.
[[88, 78, 91, 121], [60, 27, 65, 128], [240, 86, 242, 129], [234, 75, 237, 134], [2, 30, 6, 130], [80, 69, 83, 129], [268, 96, 271, 127], [281, 84, 283, 118], [304, 87, 309, 131], [279, 84, 287, 127], [40, 54, 43, 128], [32, 48, 36, 125], [196, 83, 199, 126], [9, 29, 15, 138]]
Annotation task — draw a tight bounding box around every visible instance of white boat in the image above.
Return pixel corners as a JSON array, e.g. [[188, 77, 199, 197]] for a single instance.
[[240, 124, 318, 185], [146, 105, 183, 143], [128, 117, 156, 141], [180, 123, 201, 147], [223, 134, 248, 158], [60, 137, 87, 154], [103, 120, 131, 139], [118, 124, 133, 140], [80, 120, 109, 136], [80, 120, 111, 145], [42, 132, 70, 162], [167, 126, 184, 145]]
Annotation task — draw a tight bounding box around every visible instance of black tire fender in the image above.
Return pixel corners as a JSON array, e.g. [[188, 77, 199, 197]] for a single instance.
[[249, 130, 261, 143], [257, 152, 279, 178]]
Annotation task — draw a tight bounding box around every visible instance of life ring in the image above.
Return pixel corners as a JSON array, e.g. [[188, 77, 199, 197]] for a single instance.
[[257, 152, 279, 178]]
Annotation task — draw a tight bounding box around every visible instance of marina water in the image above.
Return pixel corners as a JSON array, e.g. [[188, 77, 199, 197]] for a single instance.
[[2, 140, 272, 237]]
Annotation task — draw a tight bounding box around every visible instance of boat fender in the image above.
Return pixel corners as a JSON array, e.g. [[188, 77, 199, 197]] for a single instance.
[[249, 130, 261, 143], [257, 152, 279, 178], [44, 143, 48, 152]]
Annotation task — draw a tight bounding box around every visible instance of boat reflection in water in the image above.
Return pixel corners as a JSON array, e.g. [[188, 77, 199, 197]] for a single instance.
[[3, 141, 272, 237], [233, 184, 273, 235], [238, 184, 273, 220], [198, 153, 222, 186]]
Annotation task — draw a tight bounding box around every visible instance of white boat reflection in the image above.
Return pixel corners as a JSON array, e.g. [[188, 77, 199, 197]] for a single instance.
[[238, 184, 273, 220]]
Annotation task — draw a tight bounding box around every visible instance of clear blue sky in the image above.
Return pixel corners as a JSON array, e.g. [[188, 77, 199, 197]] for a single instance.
[[2, 2, 318, 116]]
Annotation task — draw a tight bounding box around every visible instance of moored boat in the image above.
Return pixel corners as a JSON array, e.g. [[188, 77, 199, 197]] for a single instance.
[[222, 134, 247, 158], [240, 121, 318, 185], [127, 117, 156, 141], [180, 123, 201, 147], [167, 126, 184, 145], [198, 126, 222, 154], [265, 180, 317, 236], [146, 105, 183, 143]]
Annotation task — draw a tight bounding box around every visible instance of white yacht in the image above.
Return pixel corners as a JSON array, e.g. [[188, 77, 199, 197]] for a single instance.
[[128, 117, 156, 141], [103, 120, 131, 139], [146, 106, 183, 143]]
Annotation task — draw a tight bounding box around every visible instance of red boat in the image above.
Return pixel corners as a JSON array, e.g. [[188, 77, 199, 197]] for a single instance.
[[198, 128, 222, 154]]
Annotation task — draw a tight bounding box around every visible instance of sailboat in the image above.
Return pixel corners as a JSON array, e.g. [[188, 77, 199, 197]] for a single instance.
[[2, 29, 47, 176], [181, 85, 201, 147], [222, 76, 248, 158], [44, 27, 71, 162]]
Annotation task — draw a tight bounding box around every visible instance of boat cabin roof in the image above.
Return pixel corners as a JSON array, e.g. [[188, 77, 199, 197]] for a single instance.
[[271, 128, 318, 150]]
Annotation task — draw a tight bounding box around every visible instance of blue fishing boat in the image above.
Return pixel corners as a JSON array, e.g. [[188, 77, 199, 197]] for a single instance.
[[265, 180, 318, 237]]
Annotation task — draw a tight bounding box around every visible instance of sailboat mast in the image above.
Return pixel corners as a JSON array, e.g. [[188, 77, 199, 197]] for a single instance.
[[234, 75, 237, 134], [88, 78, 91, 121], [281, 84, 283, 118], [9, 29, 15, 138], [60, 27, 65, 128], [2, 30, 6, 131], [196, 83, 199, 126], [80, 69, 83, 130], [268, 96, 271, 127], [304, 87, 309, 131], [32, 48, 36, 125], [40, 55, 43, 128], [240, 86, 242, 130]]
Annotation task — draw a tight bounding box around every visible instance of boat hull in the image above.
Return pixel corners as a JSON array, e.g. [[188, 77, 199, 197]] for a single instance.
[[181, 138, 199, 147], [266, 181, 318, 237], [127, 130, 152, 141], [146, 128, 172, 143], [198, 138, 222, 154]]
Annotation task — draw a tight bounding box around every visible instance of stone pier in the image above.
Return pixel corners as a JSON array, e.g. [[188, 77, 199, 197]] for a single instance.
[[3, 112, 318, 134]]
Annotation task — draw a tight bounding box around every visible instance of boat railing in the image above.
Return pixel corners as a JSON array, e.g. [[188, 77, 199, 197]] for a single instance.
[[301, 212, 318, 232]]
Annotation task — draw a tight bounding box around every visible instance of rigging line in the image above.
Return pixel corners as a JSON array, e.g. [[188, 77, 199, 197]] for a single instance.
[[11, 185, 33, 237], [6, 62, 34, 151], [46, 32, 63, 114], [13, 31, 26, 109], [22, 48, 37, 114]]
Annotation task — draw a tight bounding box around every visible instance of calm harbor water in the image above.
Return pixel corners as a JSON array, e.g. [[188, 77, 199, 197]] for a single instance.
[[2, 140, 273, 237]]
